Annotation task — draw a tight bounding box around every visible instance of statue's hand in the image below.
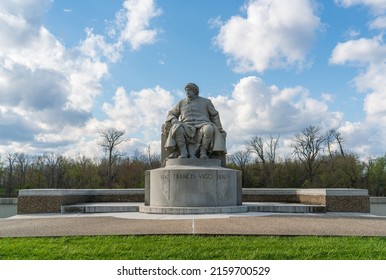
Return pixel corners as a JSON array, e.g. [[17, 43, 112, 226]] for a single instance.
[[219, 129, 227, 137]]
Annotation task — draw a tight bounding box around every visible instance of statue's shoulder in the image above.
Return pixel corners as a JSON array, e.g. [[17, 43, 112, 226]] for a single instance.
[[178, 98, 189, 105], [197, 96, 211, 103]]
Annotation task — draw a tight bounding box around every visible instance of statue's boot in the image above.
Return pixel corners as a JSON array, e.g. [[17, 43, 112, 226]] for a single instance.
[[188, 143, 197, 159], [178, 146, 188, 158], [200, 137, 211, 159]]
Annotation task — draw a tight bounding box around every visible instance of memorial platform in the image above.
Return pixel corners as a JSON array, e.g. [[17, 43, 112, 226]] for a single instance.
[[60, 202, 324, 214], [17, 187, 369, 214]]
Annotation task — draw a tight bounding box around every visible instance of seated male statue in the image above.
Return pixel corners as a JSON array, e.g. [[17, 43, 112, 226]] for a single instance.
[[164, 82, 226, 159]]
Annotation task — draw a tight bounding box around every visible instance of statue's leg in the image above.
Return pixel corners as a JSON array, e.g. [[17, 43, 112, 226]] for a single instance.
[[188, 143, 197, 159], [200, 125, 215, 159], [175, 126, 188, 158]]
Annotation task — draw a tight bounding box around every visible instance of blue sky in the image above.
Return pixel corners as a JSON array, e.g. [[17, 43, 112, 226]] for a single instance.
[[1, 0, 386, 159]]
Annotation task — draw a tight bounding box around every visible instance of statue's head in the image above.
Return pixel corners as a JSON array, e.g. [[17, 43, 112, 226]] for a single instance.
[[185, 83, 199, 97]]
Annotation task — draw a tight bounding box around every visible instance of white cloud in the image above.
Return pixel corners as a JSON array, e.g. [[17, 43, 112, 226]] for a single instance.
[[102, 86, 174, 137], [78, 28, 121, 63], [0, 0, 52, 24], [210, 76, 343, 151], [335, 0, 386, 13], [369, 16, 386, 29], [330, 37, 386, 124], [329, 37, 386, 65], [214, 0, 321, 72], [115, 0, 162, 50], [78, 0, 163, 63], [338, 121, 385, 158], [0, 0, 164, 156], [358, 63, 386, 122], [329, 2, 386, 157], [0, 1, 106, 148]]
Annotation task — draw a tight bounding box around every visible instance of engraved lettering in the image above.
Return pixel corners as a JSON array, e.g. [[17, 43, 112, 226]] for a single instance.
[[198, 173, 213, 179], [173, 173, 196, 179]]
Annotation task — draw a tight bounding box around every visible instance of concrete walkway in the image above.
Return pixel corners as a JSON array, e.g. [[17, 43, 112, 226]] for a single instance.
[[1, 211, 386, 237]]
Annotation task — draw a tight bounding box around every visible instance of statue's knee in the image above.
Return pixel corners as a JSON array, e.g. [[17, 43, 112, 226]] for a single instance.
[[175, 125, 184, 136], [203, 125, 214, 136]]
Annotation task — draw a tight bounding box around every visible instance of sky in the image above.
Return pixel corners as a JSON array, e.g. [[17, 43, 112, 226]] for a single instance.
[[1, 0, 386, 160]]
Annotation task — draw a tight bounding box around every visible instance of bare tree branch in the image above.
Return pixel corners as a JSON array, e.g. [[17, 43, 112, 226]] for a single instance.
[[98, 128, 126, 187]]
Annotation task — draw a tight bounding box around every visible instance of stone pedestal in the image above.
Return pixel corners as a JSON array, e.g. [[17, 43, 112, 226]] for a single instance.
[[141, 158, 245, 214]]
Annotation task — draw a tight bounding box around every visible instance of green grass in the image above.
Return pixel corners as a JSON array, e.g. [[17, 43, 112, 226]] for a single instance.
[[1, 235, 386, 260]]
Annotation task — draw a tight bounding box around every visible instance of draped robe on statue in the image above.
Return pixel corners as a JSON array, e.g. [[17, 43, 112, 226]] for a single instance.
[[164, 95, 226, 157]]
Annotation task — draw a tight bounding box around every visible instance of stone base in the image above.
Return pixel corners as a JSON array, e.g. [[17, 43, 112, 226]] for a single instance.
[[17, 188, 370, 214], [242, 188, 370, 213], [139, 205, 248, 214], [145, 158, 242, 208], [17, 189, 144, 214]]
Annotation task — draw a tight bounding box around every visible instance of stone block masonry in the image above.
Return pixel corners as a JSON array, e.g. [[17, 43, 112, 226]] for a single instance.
[[17, 189, 144, 214], [17, 188, 370, 214]]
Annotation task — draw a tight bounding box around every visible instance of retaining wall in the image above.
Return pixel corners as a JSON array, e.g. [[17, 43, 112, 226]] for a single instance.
[[17, 188, 370, 214]]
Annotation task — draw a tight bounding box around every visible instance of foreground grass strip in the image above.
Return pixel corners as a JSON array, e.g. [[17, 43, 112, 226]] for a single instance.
[[1, 235, 386, 260]]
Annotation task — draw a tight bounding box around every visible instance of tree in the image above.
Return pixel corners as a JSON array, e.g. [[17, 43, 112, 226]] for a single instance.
[[326, 129, 345, 159], [247, 135, 279, 187], [145, 145, 161, 169], [98, 128, 126, 187], [364, 155, 386, 196], [15, 153, 31, 188], [292, 126, 327, 186], [43, 152, 61, 188], [4, 152, 18, 196], [228, 150, 251, 187]]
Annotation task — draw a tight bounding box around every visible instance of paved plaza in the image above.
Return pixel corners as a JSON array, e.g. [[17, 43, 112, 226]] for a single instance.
[[1, 210, 386, 237]]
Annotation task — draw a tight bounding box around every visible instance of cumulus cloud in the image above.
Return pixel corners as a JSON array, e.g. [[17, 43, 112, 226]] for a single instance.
[[102, 86, 174, 139], [330, 37, 386, 65], [369, 16, 386, 29], [96, 77, 343, 156], [329, 11, 386, 125], [213, 0, 321, 72], [115, 0, 162, 50], [335, 0, 386, 13], [338, 121, 384, 158], [0, 0, 163, 156], [0, 0, 52, 24], [329, 1, 386, 157], [210, 76, 343, 152], [0, 3, 82, 147]]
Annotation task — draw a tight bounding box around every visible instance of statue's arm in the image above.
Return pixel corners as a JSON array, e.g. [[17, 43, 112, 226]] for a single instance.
[[207, 99, 225, 133], [166, 102, 180, 125]]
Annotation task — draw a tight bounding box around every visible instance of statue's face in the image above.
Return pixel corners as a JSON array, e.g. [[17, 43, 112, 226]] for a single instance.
[[186, 88, 196, 98]]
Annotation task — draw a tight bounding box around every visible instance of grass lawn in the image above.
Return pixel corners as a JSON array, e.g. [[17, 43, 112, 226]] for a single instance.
[[1, 235, 386, 260]]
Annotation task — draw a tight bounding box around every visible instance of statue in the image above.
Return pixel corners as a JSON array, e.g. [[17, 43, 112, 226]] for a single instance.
[[163, 83, 226, 159], [142, 82, 242, 213]]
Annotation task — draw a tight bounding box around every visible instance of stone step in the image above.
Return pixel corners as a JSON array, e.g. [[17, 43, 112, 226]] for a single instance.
[[61, 203, 141, 214], [139, 205, 248, 215], [61, 202, 325, 214], [245, 202, 326, 213]]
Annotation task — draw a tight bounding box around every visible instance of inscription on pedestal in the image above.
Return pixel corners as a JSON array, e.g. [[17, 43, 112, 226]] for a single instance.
[[161, 173, 228, 180], [146, 159, 242, 208]]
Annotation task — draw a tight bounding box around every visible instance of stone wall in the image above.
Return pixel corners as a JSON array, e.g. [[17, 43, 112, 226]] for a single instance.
[[17, 189, 144, 214], [17, 188, 370, 214], [242, 188, 370, 213]]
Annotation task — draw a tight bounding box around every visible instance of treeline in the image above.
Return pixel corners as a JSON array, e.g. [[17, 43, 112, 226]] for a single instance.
[[0, 150, 161, 197], [228, 126, 386, 197], [1, 125, 386, 197]]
